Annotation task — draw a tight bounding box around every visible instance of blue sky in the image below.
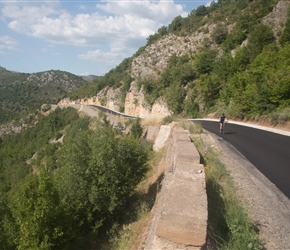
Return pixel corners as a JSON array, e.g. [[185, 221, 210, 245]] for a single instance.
[[0, 0, 214, 76]]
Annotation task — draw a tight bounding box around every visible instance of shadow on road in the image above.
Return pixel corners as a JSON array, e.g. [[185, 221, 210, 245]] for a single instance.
[[223, 131, 237, 135]]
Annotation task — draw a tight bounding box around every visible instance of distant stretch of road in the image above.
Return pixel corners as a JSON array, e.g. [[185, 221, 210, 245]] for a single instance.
[[88, 104, 138, 119], [192, 119, 290, 200]]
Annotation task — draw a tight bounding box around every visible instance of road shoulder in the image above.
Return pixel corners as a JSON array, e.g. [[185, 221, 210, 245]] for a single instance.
[[202, 131, 290, 249]]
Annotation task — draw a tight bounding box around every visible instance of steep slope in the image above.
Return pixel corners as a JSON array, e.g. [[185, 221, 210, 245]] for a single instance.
[[64, 0, 290, 126], [0, 67, 87, 124]]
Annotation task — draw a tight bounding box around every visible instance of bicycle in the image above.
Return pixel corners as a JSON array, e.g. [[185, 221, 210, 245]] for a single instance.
[[220, 122, 225, 134]]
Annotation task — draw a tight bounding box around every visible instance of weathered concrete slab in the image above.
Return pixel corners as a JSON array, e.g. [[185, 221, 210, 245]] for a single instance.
[[173, 130, 191, 143], [153, 125, 173, 151], [144, 126, 208, 250], [174, 141, 200, 168], [174, 163, 204, 179], [156, 162, 207, 247], [174, 127, 187, 133], [156, 214, 206, 246], [145, 125, 160, 142]]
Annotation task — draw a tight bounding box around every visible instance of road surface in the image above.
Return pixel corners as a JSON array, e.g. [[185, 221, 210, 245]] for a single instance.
[[88, 104, 138, 119], [192, 119, 290, 199]]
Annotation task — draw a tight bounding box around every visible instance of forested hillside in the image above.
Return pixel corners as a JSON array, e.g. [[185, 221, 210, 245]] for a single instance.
[[69, 0, 290, 125], [1, 0, 290, 249], [0, 67, 87, 124], [0, 107, 151, 249]]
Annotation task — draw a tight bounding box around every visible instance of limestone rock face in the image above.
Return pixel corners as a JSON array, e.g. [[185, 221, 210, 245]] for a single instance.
[[131, 32, 211, 80], [263, 0, 290, 39], [58, 87, 121, 112], [124, 82, 171, 118], [58, 83, 171, 118], [57, 0, 289, 119]]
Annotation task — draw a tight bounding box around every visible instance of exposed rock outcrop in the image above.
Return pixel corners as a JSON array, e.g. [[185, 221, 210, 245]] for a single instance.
[[58, 83, 172, 118], [57, 0, 289, 119], [263, 0, 290, 39]]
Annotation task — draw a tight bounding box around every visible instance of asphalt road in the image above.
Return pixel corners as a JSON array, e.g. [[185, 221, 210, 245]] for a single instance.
[[193, 120, 290, 200], [88, 104, 138, 119]]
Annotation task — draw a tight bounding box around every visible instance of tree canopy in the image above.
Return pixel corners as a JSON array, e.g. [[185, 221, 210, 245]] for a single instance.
[[0, 108, 151, 249]]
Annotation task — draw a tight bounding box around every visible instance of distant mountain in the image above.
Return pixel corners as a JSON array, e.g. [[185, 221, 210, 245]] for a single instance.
[[80, 75, 100, 82], [0, 67, 88, 124]]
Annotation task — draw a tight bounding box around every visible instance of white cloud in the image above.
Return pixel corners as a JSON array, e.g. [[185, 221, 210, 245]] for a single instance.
[[96, 0, 187, 21], [0, 35, 18, 53], [79, 71, 90, 76], [2, 3, 58, 20], [0, 0, 191, 74], [1, 1, 187, 47], [78, 48, 125, 66]]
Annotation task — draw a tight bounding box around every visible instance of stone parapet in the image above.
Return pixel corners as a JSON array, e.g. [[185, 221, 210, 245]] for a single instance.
[[144, 127, 208, 250], [174, 141, 200, 172]]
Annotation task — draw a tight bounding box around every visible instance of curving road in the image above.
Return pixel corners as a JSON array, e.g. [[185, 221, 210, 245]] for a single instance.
[[192, 119, 290, 200], [88, 104, 138, 119]]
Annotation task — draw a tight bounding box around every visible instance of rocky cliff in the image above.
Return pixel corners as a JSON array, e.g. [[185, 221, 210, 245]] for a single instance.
[[58, 0, 290, 119]]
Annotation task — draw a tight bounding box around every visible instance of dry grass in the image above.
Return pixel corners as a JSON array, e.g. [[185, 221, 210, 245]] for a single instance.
[[140, 116, 167, 126], [179, 119, 203, 134]]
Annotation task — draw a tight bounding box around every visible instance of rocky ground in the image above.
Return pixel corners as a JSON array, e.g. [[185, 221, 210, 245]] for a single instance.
[[199, 130, 290, 250]]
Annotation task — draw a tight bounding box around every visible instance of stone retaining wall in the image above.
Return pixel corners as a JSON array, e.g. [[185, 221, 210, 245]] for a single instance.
[[144, 126, 208, 249]]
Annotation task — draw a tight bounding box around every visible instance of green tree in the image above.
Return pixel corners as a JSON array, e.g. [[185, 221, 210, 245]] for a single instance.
[[223, 26, 246, 51], [165, 80, 186, 114], [195, 5, 208, 17], [248, 24, 274, 60], [168, 15, 184, 32], [183, 86, 200, 117], [194, 50, 217, 75], [8, 170, 70, 250], [55, 124, 150, 238], [232, 46, 251, 72], [0, 195, 17, 250], [130, 118, 143, 138], [198, 73, 221, 109], [211, 23, 228, 44], [158, 26, 168, 36], [247, 44, 290, 111]]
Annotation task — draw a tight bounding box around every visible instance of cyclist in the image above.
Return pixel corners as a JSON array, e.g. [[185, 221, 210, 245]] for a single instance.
[[219, 113, 226, 133]]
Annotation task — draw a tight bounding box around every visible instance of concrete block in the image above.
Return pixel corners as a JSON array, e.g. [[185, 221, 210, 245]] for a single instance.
[[144, 126, 208, 250], [145, 125, 160, 142], [153, 125, 172, 151], [174, 141, 200, 168], [173, 131, 191, 144], [156, 214, 207, 246], [156, 163, 208, 247], [174, 162, 205, 181]]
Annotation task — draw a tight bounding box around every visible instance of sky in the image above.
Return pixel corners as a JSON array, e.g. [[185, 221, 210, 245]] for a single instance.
[[0, 0, 214, 76]]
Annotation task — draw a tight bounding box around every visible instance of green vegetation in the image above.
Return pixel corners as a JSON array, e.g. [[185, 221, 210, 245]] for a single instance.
[[68, 58, 132, 100], [0, 108, 152, 249], [0, 69, 87, 124], [108, 148, 165, 250], [65, 0, 290, 125], [136, 54, 195, 114], [1, 1, 289, 247]]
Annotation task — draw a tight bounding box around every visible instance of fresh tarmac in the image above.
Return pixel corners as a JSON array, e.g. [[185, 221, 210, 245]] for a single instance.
[[192, 119, 290, 200]]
